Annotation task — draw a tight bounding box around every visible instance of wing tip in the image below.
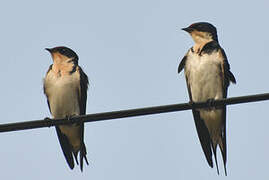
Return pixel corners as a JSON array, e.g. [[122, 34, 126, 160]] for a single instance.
[[68, 161, 75, 170], [192, 110, 214, 169], [55, 127, 75, 170], [79, 143, 89, 172]]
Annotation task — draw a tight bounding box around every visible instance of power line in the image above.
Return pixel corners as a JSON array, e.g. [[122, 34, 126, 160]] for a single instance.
[[1, 93, 269, 133]]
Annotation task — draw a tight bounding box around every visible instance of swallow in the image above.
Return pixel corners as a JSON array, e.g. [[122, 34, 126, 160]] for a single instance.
[[177, 22, 236, 175], [43, 46, 89, 171]]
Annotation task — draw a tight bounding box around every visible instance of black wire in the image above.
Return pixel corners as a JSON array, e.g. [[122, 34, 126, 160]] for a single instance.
[[1, 93, 269, 133]]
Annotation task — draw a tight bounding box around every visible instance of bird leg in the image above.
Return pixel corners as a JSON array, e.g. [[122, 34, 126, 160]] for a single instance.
[[189, 100, 194, 106], [206, 98, 216, 109], [44, 117, 52, 127], [65, 114, 77, 124]]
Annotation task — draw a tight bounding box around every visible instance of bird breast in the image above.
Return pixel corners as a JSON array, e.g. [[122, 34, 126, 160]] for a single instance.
[[44, 69, 81, 119], [185, 51, 223, 103], [185, 51, 224, 138]]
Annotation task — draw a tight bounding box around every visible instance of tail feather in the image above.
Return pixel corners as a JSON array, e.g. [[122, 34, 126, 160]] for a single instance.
[[212, 144, 219, 175], [219, 141, 227, 176], [74, 151, 79, 165], [80, 143, 89, 172], [212, 134, 227, 175]]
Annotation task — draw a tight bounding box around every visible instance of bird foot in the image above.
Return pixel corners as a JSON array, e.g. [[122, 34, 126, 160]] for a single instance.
[[189, 100, 194, 107], [44, 117, 52, 127], [65, 115, 77, 124], [206, 98, 215, 109], [44, 117, 51, 121]]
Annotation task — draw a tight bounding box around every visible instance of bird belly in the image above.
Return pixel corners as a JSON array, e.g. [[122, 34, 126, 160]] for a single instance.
[[45, 73, 81, 150], [187, 56, 223, 102], [47, 77, 80, 118], [186, 53, 223, 138]]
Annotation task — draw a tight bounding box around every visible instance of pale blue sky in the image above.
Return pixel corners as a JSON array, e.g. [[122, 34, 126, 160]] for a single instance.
[[0, 0, 268, 179]]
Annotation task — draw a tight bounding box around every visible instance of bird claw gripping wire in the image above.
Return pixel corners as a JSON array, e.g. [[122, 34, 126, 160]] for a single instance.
[[189, 100, 195, 108], [44, 117, 53, 127], [206, 98, 216, 109], [65, 115, 78, 125]]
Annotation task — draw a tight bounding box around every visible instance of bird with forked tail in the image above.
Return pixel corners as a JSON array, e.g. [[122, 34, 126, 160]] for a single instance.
[[178, 22, 236, 175], [43, 46, 89, 171]]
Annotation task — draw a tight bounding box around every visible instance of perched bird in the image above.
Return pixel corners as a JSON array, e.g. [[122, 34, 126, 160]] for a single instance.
[[43, 46, 89, 171], [178, 22, 236, 175]]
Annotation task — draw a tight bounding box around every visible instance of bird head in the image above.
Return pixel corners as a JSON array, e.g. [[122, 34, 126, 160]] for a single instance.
[[182, 22, 218, 43], [45, 46, 78, 64]]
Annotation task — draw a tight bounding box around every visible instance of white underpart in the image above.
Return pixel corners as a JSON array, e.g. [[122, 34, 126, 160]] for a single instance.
[[185, 50, 223, 144], [45, 70, 81, 151]]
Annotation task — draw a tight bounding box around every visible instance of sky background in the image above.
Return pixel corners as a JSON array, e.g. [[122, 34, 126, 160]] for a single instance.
[[0, 0, 268, 179]]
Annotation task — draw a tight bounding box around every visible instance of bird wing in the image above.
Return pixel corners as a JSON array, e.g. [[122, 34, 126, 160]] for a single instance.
[[178, 55, 187, 74], [78, 66, 89, 115], [220, 48, 236, 86], [55, 126, 75, 169], [217, 48, 236, 174], [77, 66, 89, 171], [43, 65, 53, 113]]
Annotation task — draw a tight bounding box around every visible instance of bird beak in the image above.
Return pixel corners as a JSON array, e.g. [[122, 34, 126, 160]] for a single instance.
[[182, 27, 193, 33], [45, 48, 52, 53]]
